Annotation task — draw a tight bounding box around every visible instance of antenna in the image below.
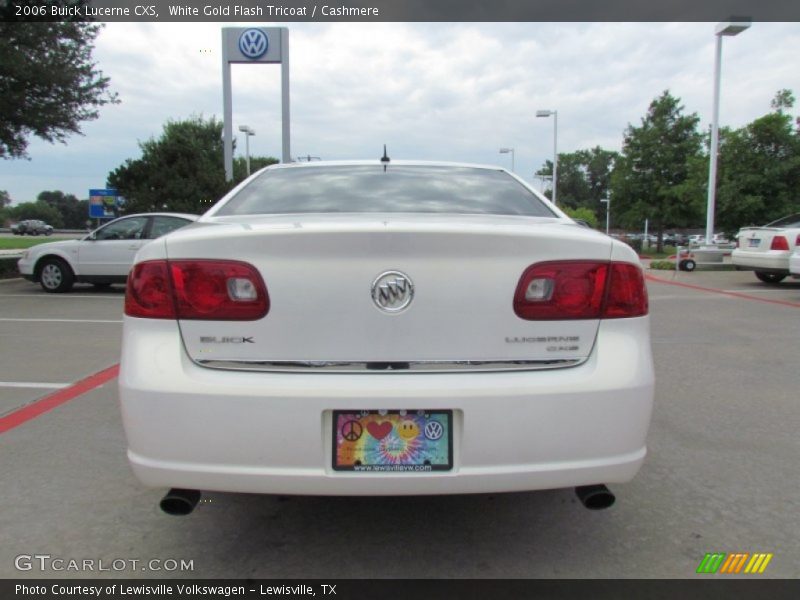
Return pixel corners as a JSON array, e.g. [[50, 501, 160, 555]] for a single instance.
[[380, 144, 390, 171]]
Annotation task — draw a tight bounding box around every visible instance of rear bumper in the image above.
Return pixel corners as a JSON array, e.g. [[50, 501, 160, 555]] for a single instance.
[[731, 249, 789, 273], [789, 253, 800, 277], [119, 317, 654, 496]]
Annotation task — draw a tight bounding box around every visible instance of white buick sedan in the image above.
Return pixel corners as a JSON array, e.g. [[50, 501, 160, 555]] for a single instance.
[[18, 213, 198, 292], [119, 161, 654, 515]]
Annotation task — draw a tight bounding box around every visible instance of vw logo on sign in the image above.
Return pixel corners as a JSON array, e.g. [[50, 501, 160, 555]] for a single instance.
[[238, 28, 269, 60], [371, 271, 414, 313]]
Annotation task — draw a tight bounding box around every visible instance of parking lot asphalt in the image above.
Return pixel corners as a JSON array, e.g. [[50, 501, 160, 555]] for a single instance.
[[0, 271, 798, 579]]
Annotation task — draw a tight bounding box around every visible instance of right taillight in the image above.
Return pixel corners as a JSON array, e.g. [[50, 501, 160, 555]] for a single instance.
[[770, 236, 789, 251], [125, 259, 269, 320], [514, 260, 648, 320], [603, 262, 648, 318]]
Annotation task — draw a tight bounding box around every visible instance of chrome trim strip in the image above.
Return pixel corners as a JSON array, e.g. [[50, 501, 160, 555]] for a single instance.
[[193, 358, 587, 373]]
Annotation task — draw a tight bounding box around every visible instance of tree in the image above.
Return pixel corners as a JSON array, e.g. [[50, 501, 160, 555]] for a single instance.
[[562, 206, 599, 229], [0, 190, 11, 208], [37, 190, 89, 229], [536, 147, 618, 223], [770, 89, 795, 113], [610, 91, 704, 251], [9, 201, 64, 227], [545, 153, 592, 209], [0, 4, 119, 159], [108, 115, 279, 214], [715, 105, 800, 233], [233, 155, 279, 182]]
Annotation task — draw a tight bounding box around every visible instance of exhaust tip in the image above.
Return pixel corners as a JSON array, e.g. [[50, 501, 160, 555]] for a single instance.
[[575, 484, 615, 510], [160, 488, 201, 516]]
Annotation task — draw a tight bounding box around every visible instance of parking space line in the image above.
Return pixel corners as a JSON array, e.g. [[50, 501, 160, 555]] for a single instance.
[[0, 382, 70, 389], [0, 364, 119, 434], [646, 274, 800, 308], [0, 318, 122, 323], [720, 288, 799, 293]]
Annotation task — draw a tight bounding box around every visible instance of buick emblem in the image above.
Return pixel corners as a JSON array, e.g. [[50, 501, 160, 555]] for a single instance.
[[371, 271, 414, 313], [238, 28, 269, 60]]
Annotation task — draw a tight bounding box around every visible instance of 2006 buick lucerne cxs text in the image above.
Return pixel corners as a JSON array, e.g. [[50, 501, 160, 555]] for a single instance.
[[118, 160, 654, 516]]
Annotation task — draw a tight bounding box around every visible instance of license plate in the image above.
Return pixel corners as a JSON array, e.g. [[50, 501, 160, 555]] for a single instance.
[[333, 410, 453, 472], [748, 238, 761, 247]]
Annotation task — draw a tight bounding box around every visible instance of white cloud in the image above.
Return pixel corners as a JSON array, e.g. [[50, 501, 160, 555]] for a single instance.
[[2, 22, 799, 205]]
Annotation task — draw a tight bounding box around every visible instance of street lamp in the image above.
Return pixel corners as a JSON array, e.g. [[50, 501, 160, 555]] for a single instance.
[[238, 125, 256, 176], [499, 147, 515, 172], [536, 109, 558, 206], [600, 195, 611, 235], [705, 19, 750, 246]]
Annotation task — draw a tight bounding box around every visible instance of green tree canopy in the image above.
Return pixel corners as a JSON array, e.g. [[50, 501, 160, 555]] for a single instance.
[[536, 147, 618, 223], [9, 201, 64, 227], [562, 206, 599, 229], [0, 6, 119, 158], [715, 97, 800, 233], [610, 90, 704, 250], [108, 116, 278, 214], [37, 190, 89, 229]]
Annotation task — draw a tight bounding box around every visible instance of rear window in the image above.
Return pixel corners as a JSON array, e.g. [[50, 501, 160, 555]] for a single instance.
[[215, 165, 556, 217], [764, 213, 800, 228]]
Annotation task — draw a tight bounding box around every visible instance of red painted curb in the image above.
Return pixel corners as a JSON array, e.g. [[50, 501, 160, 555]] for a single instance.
[[645, 274, 800, 308], [0, 364, 120, 435]]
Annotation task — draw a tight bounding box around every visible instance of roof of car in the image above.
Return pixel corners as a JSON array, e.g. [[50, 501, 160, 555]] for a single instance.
[[115, 212, 199, 220], [262, 159, 508, 172]]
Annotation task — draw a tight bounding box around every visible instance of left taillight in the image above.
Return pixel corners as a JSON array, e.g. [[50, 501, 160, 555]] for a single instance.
[[125, 259, 269, 320], [513, 260, 648, 320], [125, 261, 175, 319]]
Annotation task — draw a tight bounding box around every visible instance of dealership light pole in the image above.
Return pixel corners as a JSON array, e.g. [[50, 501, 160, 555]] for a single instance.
[[536, 109, 558, 206], [499, 147, 515, 172], [601, 194, 611, 235], [238, 125, 255, 176], [705, 20, 750, 246]]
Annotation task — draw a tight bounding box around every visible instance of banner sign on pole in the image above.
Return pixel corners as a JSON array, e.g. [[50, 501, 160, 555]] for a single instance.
[[89, 189, 120, 219]]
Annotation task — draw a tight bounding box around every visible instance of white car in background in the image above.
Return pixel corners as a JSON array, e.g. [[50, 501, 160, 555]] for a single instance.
[[732, 213, 800, 284], [17, 213, 197, 292], [789, 245, 800, 278], [119, 160, 654, 516]]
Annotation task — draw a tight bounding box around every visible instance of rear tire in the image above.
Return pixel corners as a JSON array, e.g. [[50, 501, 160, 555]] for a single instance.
[[755, 271, 786, 284], [679, 259, 696, 272], [38, 258, 74, 293]]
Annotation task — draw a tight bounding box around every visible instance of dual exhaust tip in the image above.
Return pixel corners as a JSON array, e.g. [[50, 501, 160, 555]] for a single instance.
[[160, 488, 201, 516], [159, 484, 615, 516], [575, 484, 616, 510]]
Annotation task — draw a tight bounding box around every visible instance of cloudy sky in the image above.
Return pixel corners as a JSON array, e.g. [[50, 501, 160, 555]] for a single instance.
[[3, 21, 800, 204]]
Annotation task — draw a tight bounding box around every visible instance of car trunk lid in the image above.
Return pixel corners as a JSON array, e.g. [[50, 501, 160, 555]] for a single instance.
[[164, 215, 616, 368]]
